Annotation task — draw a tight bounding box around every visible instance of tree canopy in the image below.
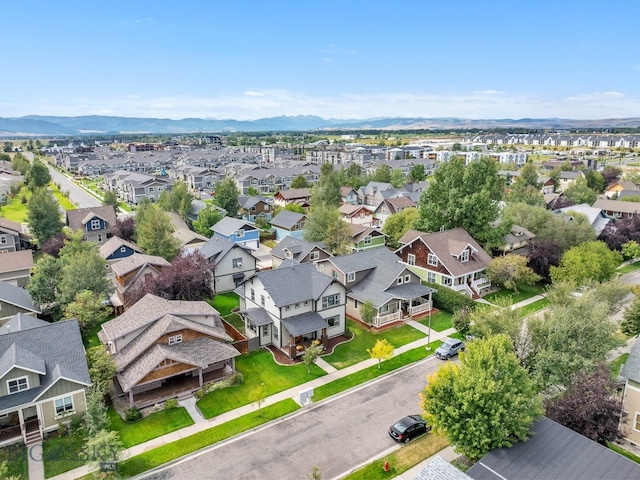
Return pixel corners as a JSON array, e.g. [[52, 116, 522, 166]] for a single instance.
[[382, 208, 419, 249], [158, 180, 193, 220], [214, 177, 241, 217], [27, 187, 63, 245], [25, 157, 51, 189], [192, 205, 224, 238], [486, 254, 541, 292], [549, 240, 622, 284], [134, 202, 180, 261]]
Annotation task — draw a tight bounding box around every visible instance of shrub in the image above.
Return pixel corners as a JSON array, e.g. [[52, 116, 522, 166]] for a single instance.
[[164, 398, 179, 410], [422, 281, 475, 313], [193, 389, 205, 399], [125, 407, 142, 422]]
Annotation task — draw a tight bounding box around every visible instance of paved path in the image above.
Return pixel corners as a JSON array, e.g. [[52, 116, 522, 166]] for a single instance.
[[50, 324, 458, 480], [28, 442, 45, 480], [179, 396, 207, 424]]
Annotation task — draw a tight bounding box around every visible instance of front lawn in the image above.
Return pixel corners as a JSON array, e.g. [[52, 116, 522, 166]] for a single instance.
[[323, 319, 426, 369], [43, 432, 86, 478], [118, 399, 300, 478], [610, 353, 630, 377], [0, 187, 30, 222], [196, 349, 326, 418], [618, 261, 640, 275], [0, 444, 27, 479], [482, 283, 547, 304], [209, 292, 240, 316], [516, 298, 550, 316], [313, 341, 443, 402], [107, 406, 194, 448], [417, 311, 453, 332]]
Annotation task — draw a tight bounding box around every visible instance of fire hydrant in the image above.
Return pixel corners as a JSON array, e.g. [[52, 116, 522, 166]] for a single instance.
[[383, 461, 390, 472]]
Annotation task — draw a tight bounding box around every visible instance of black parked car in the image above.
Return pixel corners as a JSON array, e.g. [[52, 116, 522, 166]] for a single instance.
[[388, 415, 430, 443]]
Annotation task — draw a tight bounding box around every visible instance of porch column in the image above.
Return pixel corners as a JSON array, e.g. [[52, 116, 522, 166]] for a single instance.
[[17, 408, 24, 436], [128, 390, 134, 407], [198, 368, 203, 387]]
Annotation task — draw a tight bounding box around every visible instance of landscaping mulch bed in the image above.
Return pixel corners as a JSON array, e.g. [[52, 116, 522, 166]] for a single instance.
[[265, 334, 353, 365]]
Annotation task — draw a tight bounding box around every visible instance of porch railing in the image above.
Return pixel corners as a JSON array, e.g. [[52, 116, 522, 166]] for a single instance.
[[373, 311, 402, 328], [472, 277, 491, 291], [0, 425, 21, 442], [409, 300, 432, 316]]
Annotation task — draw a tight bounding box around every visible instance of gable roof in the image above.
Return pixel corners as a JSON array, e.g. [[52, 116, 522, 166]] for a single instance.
[[0, 217, 24, 235], [621, 338, 640, 383], [98, 236, 141, 259], [270, 236, 329, 262], [466, 417, 640, 480], [274, 188, 312, 200], [253, 262, 335, 306], [0, 313, 48, 334], [0, 280, 41, 314], [0, 319, 91, 412], [66, 205, 117, 231], [338, 204, 372, 217], [346, 224, 385, 243], [270, 210, 306, 230], [211, 217, 258, 236], [593, 198, 640, 215], [110, 253, 170, 277], [0, 249, 33, 274], [398, 228, 492, 277], [238, 195, 269, 210], [199, 235, 251, 262], [556, 204, 610, 236]]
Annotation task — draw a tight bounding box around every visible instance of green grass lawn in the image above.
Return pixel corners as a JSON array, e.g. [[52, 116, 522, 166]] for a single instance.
[[43, 432, 86, 478], [516, 298, 550, 316], [618, 261, 640, 275], [49, 183, 75, 210], [0, 444, 28, 479], [313, 341, 443, 402], [417, 311, 453, 332], [209, 292, 240, 316], [608, 442, 640, 464], [610, 353, 630, 377], [118, 399, 300, 478], [323, 319, 426, 369], [224, 312, 245, 333], [196, 349, 326, 418], [0, 188, 30, 222], [482, 283, 547, 304], [107, 406, 194, 448], [84, 314, 115, 349]]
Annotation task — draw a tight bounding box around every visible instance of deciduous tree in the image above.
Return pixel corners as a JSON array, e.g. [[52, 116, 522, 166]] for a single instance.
[[409, 164, 426, 182], [158, 180, 193, 220], [25, 157, 51, 189], [368, 338, 394, 369], [390, 168, 405, 188], [382, 208, 419, 249], [290, 175, 309, 189], [421, 334, 542, 461], [360, 300, 376, 326], [526, 239, 562, 280], [550, 241, 622, 284], [27, 187, 63, 245], [302, 342, 324, 374], [304, 205, 351, 254], [192, 205, 224, 238], [564, 177, 597, 205], [114, 216, 135, 242], [621, 294, 640, 337], [86, 345, 117, 395], [214, 177, 241, 217], [63, 290, 111, 339], [486, 254, 541, 292], [135, 203, 179, 261], [58, 248, 113, 307], [102, 190, 120, 210], [26, 254, 62, 316]]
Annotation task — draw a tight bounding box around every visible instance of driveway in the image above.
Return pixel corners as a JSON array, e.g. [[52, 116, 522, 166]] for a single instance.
[[138, 355, 446, 480]]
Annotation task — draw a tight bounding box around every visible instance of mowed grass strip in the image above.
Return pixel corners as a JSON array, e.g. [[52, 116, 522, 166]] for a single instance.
[[209, 292, 240, 316], [324, 319, 426, 369], [482, 283, 546, 304], [118, 399, 300, 478], [313, 341, 442, 402], [107, 406, 195, 448], [196, 349, 326, 418], [418, 311, 453, 332]]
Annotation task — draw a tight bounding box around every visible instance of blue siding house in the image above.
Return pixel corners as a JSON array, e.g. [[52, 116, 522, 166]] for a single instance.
[[211, 217, 260, 250], [99, 236, 141, 263], [270, 210, 306, 241]]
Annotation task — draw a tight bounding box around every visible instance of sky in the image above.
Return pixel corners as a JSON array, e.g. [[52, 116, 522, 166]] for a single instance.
[[2, 0, 640, 121]]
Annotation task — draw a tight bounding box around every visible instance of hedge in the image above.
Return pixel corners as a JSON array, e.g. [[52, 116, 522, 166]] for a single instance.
[[423, 281, 475, 313]]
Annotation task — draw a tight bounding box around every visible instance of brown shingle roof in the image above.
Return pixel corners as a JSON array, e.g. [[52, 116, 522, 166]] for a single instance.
[[0, 250, 33, 273], [66, 205, 117, 232]]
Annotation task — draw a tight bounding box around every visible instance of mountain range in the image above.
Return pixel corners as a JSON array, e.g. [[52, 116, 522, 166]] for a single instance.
[[2, 115, 640, 136]]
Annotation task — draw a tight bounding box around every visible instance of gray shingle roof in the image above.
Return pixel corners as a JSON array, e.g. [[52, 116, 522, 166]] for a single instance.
[[199, 235, 250, 261], [211, 217, 258, 236], [0, 280, 41, 314], [0, 313, 48, 334], [256, 262, 334, 306], [0, 319, 91, 412], [281, 311, 328, 337], [66, 205, 117, 231], [110, 253, 170, 276], [274, 188, 312, 200], [270, 210, 306, 230], [466, 417, 640, 480], [621, 338, 640, 383], [240, 308, 274, 327], [270, 236, 328, 262]]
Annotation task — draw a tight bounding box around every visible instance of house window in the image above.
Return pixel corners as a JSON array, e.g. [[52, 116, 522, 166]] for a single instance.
[[248, 320, 257, 333], [168, 334, 183, 345], [236, 229, 245, 238], [332, 271, 338, 280], [347, 272, 356, 282], [7, 377, 29, 394], [261, 295, 265, 307], [90, 219, 101, 230], [364, 236, 372, 245], [380, 304, 389, 314], [405, 275, 411, 283], [427, 254, 438, 266], [250, 288, 255, 301], [318, 264, 324, 273], [407, 253, 415, 266], [232, 258, 243, 268], [120, 246, 127, 253], [97, 234, 103, 242], [262, 325, 268, 336], [0, 236, 7, 244], [295, 303, 300, 309], [148, 187, 154, 192], [54, 396, 74, 417], [460, 249, 469, 262], [285, 305, 291, 311], [442, 277, 452, 286], [427, 272, 436, 283], [309, 251, 319, 261], [327, 315, 340, 328], [322, 293, 340, 309], [397, 277, 403, 285], [635, 413, 640, 431], [273, 325, 278, 341]]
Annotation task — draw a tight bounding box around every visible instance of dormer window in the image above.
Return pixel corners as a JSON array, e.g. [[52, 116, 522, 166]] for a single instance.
[[347, 272, 356, 282], [236, 229, 245, 238], [7, 376, 28, 394], [427, 254, 438, 266], [364, 236, 372, 245], [168, 334, 183, 345], [397, 277, 404, 285], [91, 219, 101, 230], [460, 249, 469, 262], [285, 249, 293, 259]]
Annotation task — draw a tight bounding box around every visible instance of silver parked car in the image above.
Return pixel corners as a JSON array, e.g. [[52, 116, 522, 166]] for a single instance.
[[435, 338, 465, 360]]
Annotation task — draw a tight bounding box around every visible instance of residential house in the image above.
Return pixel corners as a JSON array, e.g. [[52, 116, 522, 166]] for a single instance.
[[621, 339, 640, 446], [109, 253, 170, 313], [273, 188, 312, 210], [270, 236, 331, 268], [167, 212, 208, 253], [372, 198, 417, 227], [395, 228, 492, 298], [538, 176, 556, 195], [0, 250, 34, 287], [0, 218, 32, 253], [466, 417, 640, 480], [492, 223, 536, 256], [99, 236, 142, 264], [315, 248, 434, 328], [605, 180, 640, 199], [98, 294, 240, 407], [0, 317, 91, 446], [270, 210, 307, 241], [198, 235, 256, 294], [0, 281, 41, 322], [556, 203, 611, 237], [236, 262, 346, 359], [238, 195, 273, 223], [358, 181, 395, 207], [340, 186, 359, 205], [65, 205, 117, 245], [338, 204, 374, 227], [103, 170, 175, 204], [593, 198, 640, 220], [556, 170, 585, 193], [210, 217, 260, 250], [346, 224, 386, 252]]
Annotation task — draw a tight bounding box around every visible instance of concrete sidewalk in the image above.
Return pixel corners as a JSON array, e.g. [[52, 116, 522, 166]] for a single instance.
[[51, 324, 458, 480]]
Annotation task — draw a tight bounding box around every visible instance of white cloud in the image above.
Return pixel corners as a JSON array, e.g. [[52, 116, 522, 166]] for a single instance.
[[473, 89, 504, 95], [244, 91, 265, 97]]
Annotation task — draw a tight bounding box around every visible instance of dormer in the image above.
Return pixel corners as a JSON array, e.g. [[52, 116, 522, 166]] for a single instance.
[[0, 343, 45, 396], [449, 240, 477, 263]]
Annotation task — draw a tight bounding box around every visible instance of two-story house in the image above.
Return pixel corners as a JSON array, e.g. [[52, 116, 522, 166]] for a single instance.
[[236, 262, 346, 359], [198, 235, 256, 294], [338, 204, 374, 227], [0, 316, 91, 446], [238, 196, 273, 223], [315, 248, 434, 328], [0, 250, 34, 288], [270, 236, 332, 268], [98, 294, 240, 407], [0, 281, 41, 322], [66, 205, 117, 245], [273, 188, 312, 210], [210, 217, 260, 250], [0, 218, 32, 253], [395, 228, 492, 298], [346, 224, 386, 252], [492, 223, 536, 256], [109, 253, 170, 313], [340, 187, 359, 205], [372, 199, 417, 228], [270, 210, 307, 241]]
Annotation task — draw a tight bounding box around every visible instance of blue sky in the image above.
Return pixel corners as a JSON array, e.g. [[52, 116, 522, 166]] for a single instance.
[[2, 0, 640, 120]]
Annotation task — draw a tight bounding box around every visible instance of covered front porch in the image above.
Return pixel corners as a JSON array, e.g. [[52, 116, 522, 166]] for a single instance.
[[0, 405, 42, 447], [372, 284, 435, 328], [281, 312, 329, 360], [449, 272, 491, 297]]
